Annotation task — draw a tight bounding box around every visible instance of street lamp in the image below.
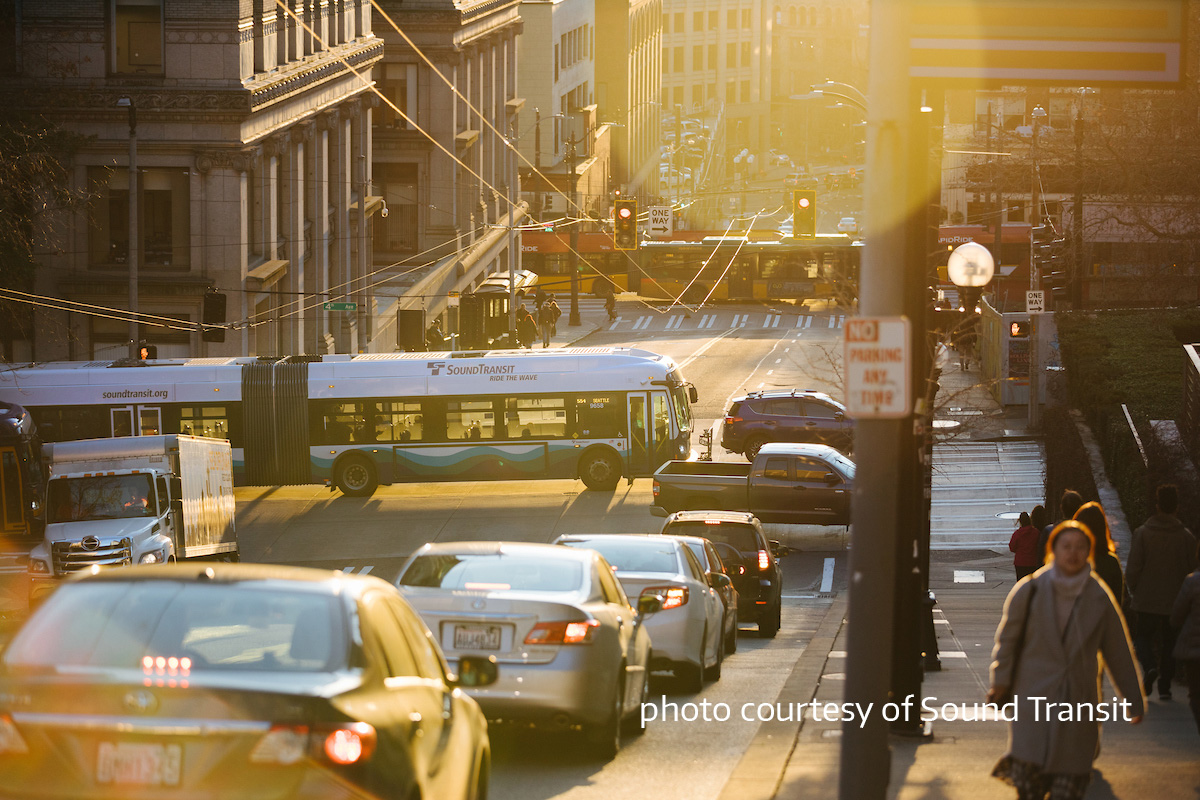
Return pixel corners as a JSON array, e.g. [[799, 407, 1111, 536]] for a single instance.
[[116, 96, 139, 360], [1028, 104, 1047, 429]]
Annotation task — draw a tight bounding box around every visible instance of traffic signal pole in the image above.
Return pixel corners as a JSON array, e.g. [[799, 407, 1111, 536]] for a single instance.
[[839, 1, 911, 796], [566, 137, 580, 327]]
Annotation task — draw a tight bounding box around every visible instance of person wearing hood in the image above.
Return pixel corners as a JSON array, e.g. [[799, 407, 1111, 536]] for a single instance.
[[988, 520, 1144, 799], [1128, 484, 1197, 701]]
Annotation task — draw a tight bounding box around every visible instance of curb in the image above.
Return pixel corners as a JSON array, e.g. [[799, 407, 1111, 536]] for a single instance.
[[716, 593, 848, 800]]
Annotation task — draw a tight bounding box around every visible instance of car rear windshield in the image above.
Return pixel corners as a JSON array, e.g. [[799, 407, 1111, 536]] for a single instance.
[[2, 582, 347, 674], [400, 554, 583, 593], [562, 540, 679, 574], [665, 521, 760, 551]]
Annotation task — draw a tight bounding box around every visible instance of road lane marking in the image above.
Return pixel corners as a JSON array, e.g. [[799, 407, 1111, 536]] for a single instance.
[[608, 316, 622, 331], [677, 327, 737, 371], [358, 565, 374, 576], [775, 358, 782, 364], [633, 316, 651, 330], [821, 557, 835, 593]]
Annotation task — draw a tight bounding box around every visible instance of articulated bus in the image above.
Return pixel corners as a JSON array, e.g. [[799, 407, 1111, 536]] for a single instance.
[[519, 231, 860, 303], [0, 349, 696, 497]]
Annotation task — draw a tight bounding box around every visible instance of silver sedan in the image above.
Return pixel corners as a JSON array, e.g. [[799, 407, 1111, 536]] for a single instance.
[[555, 534, 727, 692], [396, 541, 658, 759]]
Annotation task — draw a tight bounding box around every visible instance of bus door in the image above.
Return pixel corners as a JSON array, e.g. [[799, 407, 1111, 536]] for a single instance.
[[729, 258, 754, 300], [0, 447, 25, 533], [627, 391, 675, 477], [111, 405, 162, 437]]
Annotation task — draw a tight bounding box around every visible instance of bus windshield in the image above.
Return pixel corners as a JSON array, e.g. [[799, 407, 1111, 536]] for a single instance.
[[47, 474, 155, 523]]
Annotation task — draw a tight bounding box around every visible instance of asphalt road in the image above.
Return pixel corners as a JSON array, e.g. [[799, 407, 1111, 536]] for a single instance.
[[226, 307, 851, 798]]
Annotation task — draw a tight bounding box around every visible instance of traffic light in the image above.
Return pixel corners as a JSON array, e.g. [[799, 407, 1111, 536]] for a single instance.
[[1009, 320, 1030, 338], [792, 190, 816, 238], [614, 200, 638, 250], [201, 290, 227, 343]]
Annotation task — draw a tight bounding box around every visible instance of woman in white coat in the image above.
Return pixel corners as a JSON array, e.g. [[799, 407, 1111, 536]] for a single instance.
[[987, 520, 1145, 800]]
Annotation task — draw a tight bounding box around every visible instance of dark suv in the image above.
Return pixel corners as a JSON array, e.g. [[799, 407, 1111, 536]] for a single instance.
[[721, 390, 853, 460], [659, 511, 785, 638]]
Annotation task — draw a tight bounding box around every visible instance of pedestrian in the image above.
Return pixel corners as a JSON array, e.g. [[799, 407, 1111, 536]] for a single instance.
[[425, 319, 444, 351], [517, 307, 537, 349], [534, 285, 546, 312], [1073, 501, 1126, 606], [538, 294, 561, 347], [1037, 489, 1084, 568], [1128, 484, 1197, 701], [1170, 539, 1200, 736], [604, 293, 616, 322], [988, 520, 1144, 800], [1009, 511, 1042, 580]]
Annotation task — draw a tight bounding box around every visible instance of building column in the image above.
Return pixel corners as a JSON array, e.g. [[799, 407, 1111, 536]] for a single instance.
[[331, 106, 354, 353], [308, 120, 331, 353], [284, 128, 305, 353]]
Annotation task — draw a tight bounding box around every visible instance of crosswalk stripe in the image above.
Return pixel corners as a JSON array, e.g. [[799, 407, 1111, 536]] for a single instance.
[[634, 316, 651, 330], [341, 567, 354, 573], [609, 316, 622, 331], [803, 315, 813, 329], [358, 565, 373, 576], [828, 315, 837, 328], [706, 315, 717, 329]]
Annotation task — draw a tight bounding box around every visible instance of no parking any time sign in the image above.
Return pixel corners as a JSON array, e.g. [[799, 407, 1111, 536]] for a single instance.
[[844, 317, 911, 418]]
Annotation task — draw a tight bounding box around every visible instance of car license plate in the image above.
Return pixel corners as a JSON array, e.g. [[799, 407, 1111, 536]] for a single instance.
[[453, 624, 502, 650], [96, 742, 182, 787]]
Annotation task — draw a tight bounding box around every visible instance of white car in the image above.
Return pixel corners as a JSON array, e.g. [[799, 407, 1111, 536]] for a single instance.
[[397, 541, 658, 758], [555, 533, 728, 692], [837, 216, 859, 235]]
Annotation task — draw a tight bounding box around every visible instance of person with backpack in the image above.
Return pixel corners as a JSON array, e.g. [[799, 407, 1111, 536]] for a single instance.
[[538, 294, 561, 347]]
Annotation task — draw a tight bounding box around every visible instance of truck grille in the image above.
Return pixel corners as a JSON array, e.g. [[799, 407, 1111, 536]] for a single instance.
[[52, 538, 133, 575]]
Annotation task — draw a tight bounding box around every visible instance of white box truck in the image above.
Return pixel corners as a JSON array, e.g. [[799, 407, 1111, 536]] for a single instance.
[[29, 435, 238, 600]]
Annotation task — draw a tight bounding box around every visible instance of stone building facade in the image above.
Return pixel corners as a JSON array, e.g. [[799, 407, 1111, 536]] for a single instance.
[[1, 0, 385, 359]]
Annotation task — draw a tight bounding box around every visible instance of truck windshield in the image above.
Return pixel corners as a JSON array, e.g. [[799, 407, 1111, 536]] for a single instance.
[[47, 474, 155, 523]]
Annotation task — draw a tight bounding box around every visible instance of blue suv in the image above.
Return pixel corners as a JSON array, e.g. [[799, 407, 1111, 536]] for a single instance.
[[721, 390, 853, 460]]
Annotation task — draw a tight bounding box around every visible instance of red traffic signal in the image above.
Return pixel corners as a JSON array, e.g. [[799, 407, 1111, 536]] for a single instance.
[[792, 190, 816, 237], [614, 200, 638, 250]]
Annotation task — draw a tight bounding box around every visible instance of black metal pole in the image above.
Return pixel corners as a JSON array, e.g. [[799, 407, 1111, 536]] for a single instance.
[[1072, 108, 1084, 309], [568, 137, 580, 326]]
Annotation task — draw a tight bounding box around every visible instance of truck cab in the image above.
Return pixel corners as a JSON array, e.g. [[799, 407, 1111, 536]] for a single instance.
[[28, 435, 237, 602]]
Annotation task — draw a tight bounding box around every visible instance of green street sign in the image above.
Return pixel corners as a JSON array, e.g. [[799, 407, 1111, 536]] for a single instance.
[[322, 302, 357, 311]]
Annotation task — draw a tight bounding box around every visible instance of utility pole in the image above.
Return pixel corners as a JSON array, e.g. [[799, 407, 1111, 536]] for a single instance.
[[1073, 106, 1084, 309], [1028, 105, 1046, 429], [507, 125, 517, 337], [119, 96, 139, 360], [566, 136, 581, 326], [534, 108, 542, 223], [839, 0, 910, 795], [994, 109, 1004, 260]]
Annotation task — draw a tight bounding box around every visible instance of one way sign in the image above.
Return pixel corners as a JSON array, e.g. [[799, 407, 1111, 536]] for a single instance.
[[647, 206, 673, 237]]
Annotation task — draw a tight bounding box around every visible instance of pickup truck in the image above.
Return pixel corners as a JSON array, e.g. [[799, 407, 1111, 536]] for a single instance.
[[650, 442, 854, 525]]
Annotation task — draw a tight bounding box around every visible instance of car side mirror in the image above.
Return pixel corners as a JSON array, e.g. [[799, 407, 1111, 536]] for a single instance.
[[824, 472, 841, 485], [637, 593, 664, 617], [454, 655, 498, 688], [708, 572, 732, 590], [688, 385, 699, 404], [769, 540, 790, 558]]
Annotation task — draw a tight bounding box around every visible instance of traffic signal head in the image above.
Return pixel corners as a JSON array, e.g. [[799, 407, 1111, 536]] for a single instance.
[[139, 344, 158, 360], [614, 200, 638, 250], [792, 190, 816, 237], [1009, 320, 1030, 338]]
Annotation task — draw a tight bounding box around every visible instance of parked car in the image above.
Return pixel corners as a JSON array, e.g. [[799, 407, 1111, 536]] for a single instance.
[[662, 533, 740, 652], [722, 389, 854, 458], [837, 216, 859, 235], [395, 541, 658, 758], [0, 563, 496, 800], [651, 442, 856, 526], [554, 534, 726, 692], [660, 511, 784, 637]]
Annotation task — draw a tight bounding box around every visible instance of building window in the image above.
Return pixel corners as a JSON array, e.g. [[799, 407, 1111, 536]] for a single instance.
[[374, 162, 419, 256], [379, 63, 417, 129], [662, 13, 669, 33], [692, 45, 703, 69], [742, 9, 751, 28], [727, 10, 737, 28], [741, 80, 750, 103], [708, 44, 717, 70], [741, 42, 751, 67], [113, 0, 163, 75], [88, 167, 190, 269], [674, 12, 684, 34], [673, 47, 683, 73], [726, 43, 736, 68], [708, 11, 717, 29], [692, 11, 702, 31]]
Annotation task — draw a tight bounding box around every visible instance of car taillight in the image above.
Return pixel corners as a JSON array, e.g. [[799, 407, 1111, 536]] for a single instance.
[[249, 723, 377, 766], [322, 723, 377, 766], [524, 619, 599, 645], [758, 550, 771, 571], [0, 714, 28, 755], [653, 480, 660, 497], [725, 416, 742, 424], [642, 586, 688, 609]]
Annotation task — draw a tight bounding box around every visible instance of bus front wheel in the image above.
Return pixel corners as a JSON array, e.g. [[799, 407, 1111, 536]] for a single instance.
[[579, 449, 621, 491], [334, 455, 378, 497]]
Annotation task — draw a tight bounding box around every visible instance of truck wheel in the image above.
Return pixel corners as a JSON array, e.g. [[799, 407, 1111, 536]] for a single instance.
[[334, 455, 377, 497], [579, 449, 621, 491], [744, 437, 769, 461]]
